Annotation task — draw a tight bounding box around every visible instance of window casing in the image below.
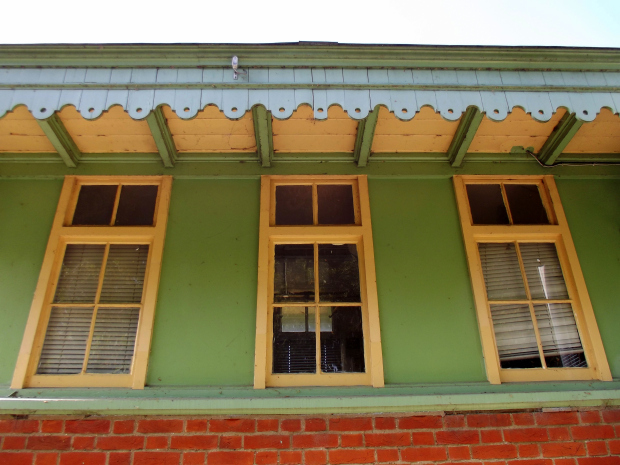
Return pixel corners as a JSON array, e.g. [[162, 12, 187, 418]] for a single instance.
[[254, 175, 384, 388], [454, 175, 612, 384], [12, 176, 172, 389]]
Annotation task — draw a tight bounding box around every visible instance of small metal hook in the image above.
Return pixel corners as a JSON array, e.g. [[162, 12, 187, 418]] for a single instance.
[[232, 56, 247, 80]]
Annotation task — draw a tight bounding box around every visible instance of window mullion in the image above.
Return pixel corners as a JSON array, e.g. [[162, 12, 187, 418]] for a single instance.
[[109, 185, 122, 225], [314, 242, 321, 375], [500, 184, 514, 225], [312, 184, 318, 225]]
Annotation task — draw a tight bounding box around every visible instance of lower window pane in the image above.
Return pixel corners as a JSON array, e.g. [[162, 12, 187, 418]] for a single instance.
[[534, 303, 587, 368], [320, 307, 365, 373], [490, 304, 542, 369], [272, 307, 316, 374]]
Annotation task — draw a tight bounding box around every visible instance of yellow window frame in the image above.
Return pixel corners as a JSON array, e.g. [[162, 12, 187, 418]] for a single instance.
[[453, 175, 612, 384], [254, 175, 384, 389], [11, 175, 172, 390]]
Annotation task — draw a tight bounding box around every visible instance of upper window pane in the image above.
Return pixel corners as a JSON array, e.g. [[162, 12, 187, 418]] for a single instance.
[[72, 185, 118, 225], [466, 184, 509, 225], [53, 244, 105, 303], [520, 243, 569, 300], [318, 244, 361, 303], [115, 185, 158, 226], [275, 185, 313, 225], [317, 185, 355, 225], [504, 184, 549, 225], [274, 244, 315, 302], [478, 243, 527, 301]]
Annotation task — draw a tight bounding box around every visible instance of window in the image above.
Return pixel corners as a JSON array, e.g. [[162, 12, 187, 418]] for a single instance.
[[454, 175, 612, 384], [254, 176, 384, 388], [11, 176, 172, 389]]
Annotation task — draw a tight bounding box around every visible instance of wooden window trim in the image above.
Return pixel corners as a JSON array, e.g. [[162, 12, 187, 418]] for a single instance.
[[254, 175, 384, 389], [11, 175, 172, 390], [454, 175, 612, 384]]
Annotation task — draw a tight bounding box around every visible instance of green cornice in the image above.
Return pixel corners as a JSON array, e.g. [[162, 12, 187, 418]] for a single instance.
[[1, 43, 620, 70]]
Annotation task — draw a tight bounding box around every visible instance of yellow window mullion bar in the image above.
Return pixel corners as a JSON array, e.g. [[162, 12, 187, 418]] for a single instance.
[[109, 185, 123, 226], [312, 184, 319, 226], [500, 183, 514, 225], [314, 242, 321, 375]]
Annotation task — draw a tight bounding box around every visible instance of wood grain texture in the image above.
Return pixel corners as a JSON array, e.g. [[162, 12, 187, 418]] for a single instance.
[[564, 108, 620, 153], [0, 106, 56, 152]]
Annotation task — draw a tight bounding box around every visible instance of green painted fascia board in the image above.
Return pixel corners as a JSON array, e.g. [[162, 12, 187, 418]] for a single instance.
[[2, 44, 620, 71]]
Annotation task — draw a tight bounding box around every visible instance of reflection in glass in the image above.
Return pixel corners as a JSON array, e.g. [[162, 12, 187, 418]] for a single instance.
[[320, 307, 365, 373], [466, 184, 509, 225], [272, 307, 316, 373], [280, 306, 315, 333], [72, 185, 118, 225], [274, 244, 315, 302], [534, 303, 587, 368], [275, 185, 313, 225], [478, 243, 527, 300], [318, 244, 361, 302], [317, 185, 355, 225], [520, 243, 569, 300], [490, 304, 542, 369], [115, 185, 158, 226], [505, 184, 549, 225]]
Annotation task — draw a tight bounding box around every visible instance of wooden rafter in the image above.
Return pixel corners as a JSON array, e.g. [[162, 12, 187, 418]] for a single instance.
[[447, 107, 483, 168], [537, 112, 583, 166], [36, 114, 81, 168], [146, 107, 177, 168], [252, 105, 274, 168], [354, 107, 379, 167]]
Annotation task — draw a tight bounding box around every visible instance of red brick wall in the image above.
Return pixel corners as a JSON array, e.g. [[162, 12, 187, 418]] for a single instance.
[[0, 409, 619, 464]]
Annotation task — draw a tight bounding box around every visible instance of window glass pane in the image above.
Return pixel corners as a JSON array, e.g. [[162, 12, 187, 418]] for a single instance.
[[317, 184, 355, 225], [280, 306, 315, 333], [505, 184, 549, 225], [54, 244, 105, 304], [37, 306, 94, 374], [100, 245, 149, 304], [272, 307, 316, 374], [319, 307, 333, 332], [275, 185, 313, 225], [86, 307, 140, 374], [115, 185, 158, 226], [321, 307, 365, 373], [534, 303, 587, 368], [520, 243, 569, 300], [274, 244, 315, 302], [466, 184, 509, 225], [478, 243, 527, 300], [318, 244, 361, 302], [72, 185, 118, 225], [490, 304, 542, 369]]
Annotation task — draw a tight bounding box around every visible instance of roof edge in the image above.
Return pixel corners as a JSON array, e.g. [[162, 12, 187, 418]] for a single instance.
[[1, 43, 620, 70]]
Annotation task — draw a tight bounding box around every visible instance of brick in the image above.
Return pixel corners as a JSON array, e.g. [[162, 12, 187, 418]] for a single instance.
[[255, 451, 278, 465], [41, 420, 63, 433], [207, 451, 253, 465], [209, 419, 255, 433], [535, 412, 579, 426], [292, 434, 338, 449], [0, 452, 34, 465], [109, 452, 131, 465], [72, 436, 95, 450], [376, 449, 399, 462], [0, 420, 39, 433], [183, 452, 206, 465], [542, 443, 586, 458], [401, 446, 448, 462], [35, 452, 58, 465], [305, 450, 328, 465], [97, 436, 145, 450], [399, 415, 443, 429], [601, 409, 620, 423], [585, 441, 607, 456], [610, 440, 620, 455], [134, 451, 182, 465], [64, 420, 110, 434], [219, 435, 242, 449], [365, 432, 411, 447], [329, 418, 373, 432], [329, 449, 375, 464], [468, 414, 512, 428], [341, 434, 363, 447], [375, 417, 396, 430], [571, 425, 615, 440], [281, 419, 301, 432], [59, 452, 106, 465], [481, 429, 503, 443], [445, 415, 466, 428], [3, 437, 26, 449], [305, 419, 326, 432], [555, 459, 577, 465], [170, 435, 218, 450], [449, 445, 471, 460], [548, 427, 570, 441], [280, 451, 302, 464], [514, 413, 535, 426], [257, 419, 278, 432], [186, 420, 208, 433], [146, 436, 169, 449], [411, 431, 435, 445], [504, 428, 549, 443], [577, 459, 620, 465], [27, 436, 71, 451], [507, 460, 553, 465], [137, 420, 184, 434], [519, 444, 540, 458], [437, 430, 480, 445], [113, 420, 135, 434], [580, 411, 601, 424], [244, 434, 289, 449], [472, 444, 519, 460]]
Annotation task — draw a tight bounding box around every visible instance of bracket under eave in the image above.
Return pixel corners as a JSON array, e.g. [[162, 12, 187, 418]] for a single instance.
[[146, 107, 178, 168], [537, 112, 583, 166], [252, 106, 274, 168], [447, 107, 484, 168], [36, 114, 81, 168]]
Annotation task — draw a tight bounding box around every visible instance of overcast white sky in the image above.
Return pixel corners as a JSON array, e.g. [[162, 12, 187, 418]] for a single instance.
[[2, 0, 619, 47]]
